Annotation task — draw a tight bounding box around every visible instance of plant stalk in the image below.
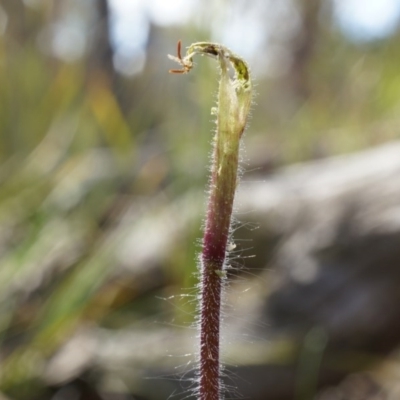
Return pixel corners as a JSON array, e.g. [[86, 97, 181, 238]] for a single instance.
[[169, 41, 252, 400]]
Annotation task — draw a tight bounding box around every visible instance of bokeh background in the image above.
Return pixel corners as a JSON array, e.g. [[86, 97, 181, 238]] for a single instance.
[[2, 0, 400, 399]]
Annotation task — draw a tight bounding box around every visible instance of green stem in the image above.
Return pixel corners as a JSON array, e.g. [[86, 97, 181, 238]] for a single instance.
[[169, 41, 252, 400]]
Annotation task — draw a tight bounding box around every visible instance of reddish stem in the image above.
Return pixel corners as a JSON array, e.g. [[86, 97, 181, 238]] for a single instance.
[[199, 145, 239, 400]]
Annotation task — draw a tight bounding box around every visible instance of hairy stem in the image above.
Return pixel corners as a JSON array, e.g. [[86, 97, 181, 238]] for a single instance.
[[169, 41, 252, 400]]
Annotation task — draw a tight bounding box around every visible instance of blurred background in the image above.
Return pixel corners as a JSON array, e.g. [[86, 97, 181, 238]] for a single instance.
[[2, 0, 400, 399]]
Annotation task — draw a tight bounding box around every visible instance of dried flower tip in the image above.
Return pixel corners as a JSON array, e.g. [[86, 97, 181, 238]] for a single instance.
[[168, 40, 193, 74]]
